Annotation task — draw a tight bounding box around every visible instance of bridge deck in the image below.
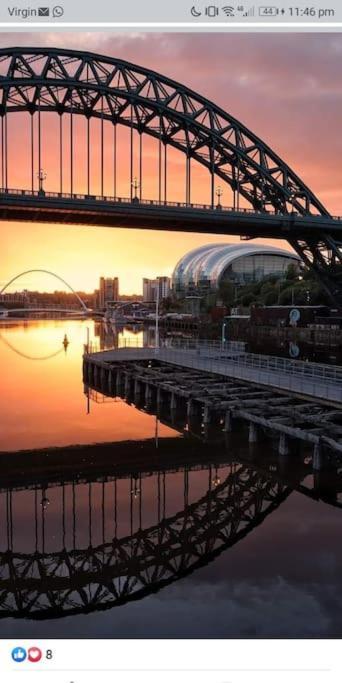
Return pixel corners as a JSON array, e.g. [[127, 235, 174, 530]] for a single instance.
[[1, 189, 342, 238]]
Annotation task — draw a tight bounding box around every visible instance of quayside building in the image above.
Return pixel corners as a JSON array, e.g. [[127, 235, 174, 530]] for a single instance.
[[172, 243, 300, 298]]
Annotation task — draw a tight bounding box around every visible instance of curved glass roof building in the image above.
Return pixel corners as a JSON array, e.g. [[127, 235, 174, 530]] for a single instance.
[[172, 243, 300, 296]]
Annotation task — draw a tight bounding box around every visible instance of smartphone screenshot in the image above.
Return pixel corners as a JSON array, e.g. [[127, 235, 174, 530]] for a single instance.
[[0, 1, 342, 680]]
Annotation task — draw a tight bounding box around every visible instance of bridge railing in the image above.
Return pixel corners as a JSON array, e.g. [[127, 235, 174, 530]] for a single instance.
[[86, 337, 342, 389], [1, 187, 341, 221], [167, 338, 342, 385]]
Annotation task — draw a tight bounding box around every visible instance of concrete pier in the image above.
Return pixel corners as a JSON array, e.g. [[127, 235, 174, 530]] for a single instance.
[[83, 352, 342, 466]]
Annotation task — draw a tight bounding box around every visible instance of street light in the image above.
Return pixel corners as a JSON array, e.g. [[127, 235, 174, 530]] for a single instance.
[[37, 168, 47, 195], [216, 186, 223, 209], [131, 176, 140, 202]]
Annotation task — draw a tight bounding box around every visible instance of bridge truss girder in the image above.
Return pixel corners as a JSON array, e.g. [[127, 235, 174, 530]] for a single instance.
[[289, 234, 342, 305], [0, 464, 288, 620], [0, 47, 341, 304]]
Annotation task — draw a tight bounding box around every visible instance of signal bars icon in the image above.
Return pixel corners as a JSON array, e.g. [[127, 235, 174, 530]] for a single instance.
[[221, 5, 255, 17], [242, 6, 255, 16]]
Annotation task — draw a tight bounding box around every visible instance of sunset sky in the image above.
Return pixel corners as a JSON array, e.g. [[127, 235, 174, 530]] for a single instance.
[[1, 31, 342, 294]]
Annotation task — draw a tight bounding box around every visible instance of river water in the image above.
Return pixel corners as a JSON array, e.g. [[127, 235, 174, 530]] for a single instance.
[[1, 319, 342, 638]]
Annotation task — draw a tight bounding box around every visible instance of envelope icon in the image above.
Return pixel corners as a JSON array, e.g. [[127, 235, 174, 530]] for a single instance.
[[38, 7, 50, 16]]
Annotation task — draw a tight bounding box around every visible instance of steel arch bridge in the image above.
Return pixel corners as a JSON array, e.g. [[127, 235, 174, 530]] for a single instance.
[[0, 462, 288, 620], [0, 269, 89, 311], [0, 47, 341, 302]]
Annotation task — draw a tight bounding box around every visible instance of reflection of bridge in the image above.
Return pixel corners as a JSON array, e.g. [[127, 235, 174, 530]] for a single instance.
[[0, 48, 341, 302], [1, 435, 341, 621], [0, 331, 65, 360], [0, 441, 289, 620]]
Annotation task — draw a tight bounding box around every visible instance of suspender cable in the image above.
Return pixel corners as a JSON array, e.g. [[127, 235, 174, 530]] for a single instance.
[[211, 146, 215, 209], [5, 113, 8, 190], [188, 154, 191, 205], [101, 101, 104, 196], [102, 482, 105, 545], [0, 121, 3, 190], [139, 132, 142, 201], [62, 484, 66, 548], [59, 115, 63, 194], [139, 476, 142, 530], [158, 129, 162, 203], [34, 489, 38, 553], [164, 142, 167, 203], [88, 482, 92, 547], [130, 106, 133, 200], [113, 123, 117, 198], [72, 482, 76, 550], [114, 478, 117, 538], [87, 116, 90, 195], [31, 114, 34, 193], [186, 153, 190, 205], [38, 101, 41, 185], [70, 106, 73, 195]]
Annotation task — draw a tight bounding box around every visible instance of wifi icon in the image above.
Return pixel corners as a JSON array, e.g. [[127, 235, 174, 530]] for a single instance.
[[222, 5, 235, 16]]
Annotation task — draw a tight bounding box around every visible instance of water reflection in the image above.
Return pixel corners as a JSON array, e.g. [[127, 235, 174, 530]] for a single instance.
[[248, 336, 342, 365], [1, 436, 342, 626], [0, 320, 176, 452], [0, 443, 289, 621], [1, 321, 342, 638]]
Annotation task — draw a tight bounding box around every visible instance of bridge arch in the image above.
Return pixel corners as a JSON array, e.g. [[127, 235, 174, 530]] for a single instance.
[[0, 269, 88, 311], [0, 46, 328, 217], [0, 47, 341, 303], [0, 462, 288, 620]]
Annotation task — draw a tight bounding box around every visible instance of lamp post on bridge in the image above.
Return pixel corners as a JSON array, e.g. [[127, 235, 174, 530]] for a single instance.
[[37, 168, 47, 195], [216, 186, 223, 210], [131, 176, 140, 203]]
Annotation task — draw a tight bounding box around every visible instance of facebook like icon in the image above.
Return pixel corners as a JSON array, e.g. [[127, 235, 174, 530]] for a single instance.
[[11, 647, 27, 663]]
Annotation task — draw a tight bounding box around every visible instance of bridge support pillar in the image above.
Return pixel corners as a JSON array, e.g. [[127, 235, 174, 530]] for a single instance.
[[187, 399, 196, 420], [223, 410, 233, 432], [116, 371, 123, 395], [134, 379, 141, 403], [278, 433, 289, 456], [170, 392, 178, 419], [145, 383, 153, 405], [108, 369, 114, 395], [313, 441, 323, 471], [100, 367, 106, 390], [156, 387, 163, 411], [124, 373, 131, 397], [203, 405, 211, 425], [248, 422, 258, 444]]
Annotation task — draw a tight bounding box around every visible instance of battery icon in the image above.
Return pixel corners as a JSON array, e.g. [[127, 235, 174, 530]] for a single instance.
[[259, 6, 279, 15]]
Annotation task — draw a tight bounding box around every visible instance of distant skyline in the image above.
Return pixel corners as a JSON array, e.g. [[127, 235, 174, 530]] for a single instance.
[[2, 32, 342, 293]]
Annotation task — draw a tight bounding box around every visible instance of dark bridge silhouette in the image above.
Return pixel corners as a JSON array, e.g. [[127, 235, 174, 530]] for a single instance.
[[0, 449, 288, 620], [1, 434, 342, 621], [0, 47, 341, 302]]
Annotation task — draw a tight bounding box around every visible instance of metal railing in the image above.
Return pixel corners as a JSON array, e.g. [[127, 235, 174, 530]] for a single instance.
[[85, 337, 342, 388], [1, 187, 341, 221]]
